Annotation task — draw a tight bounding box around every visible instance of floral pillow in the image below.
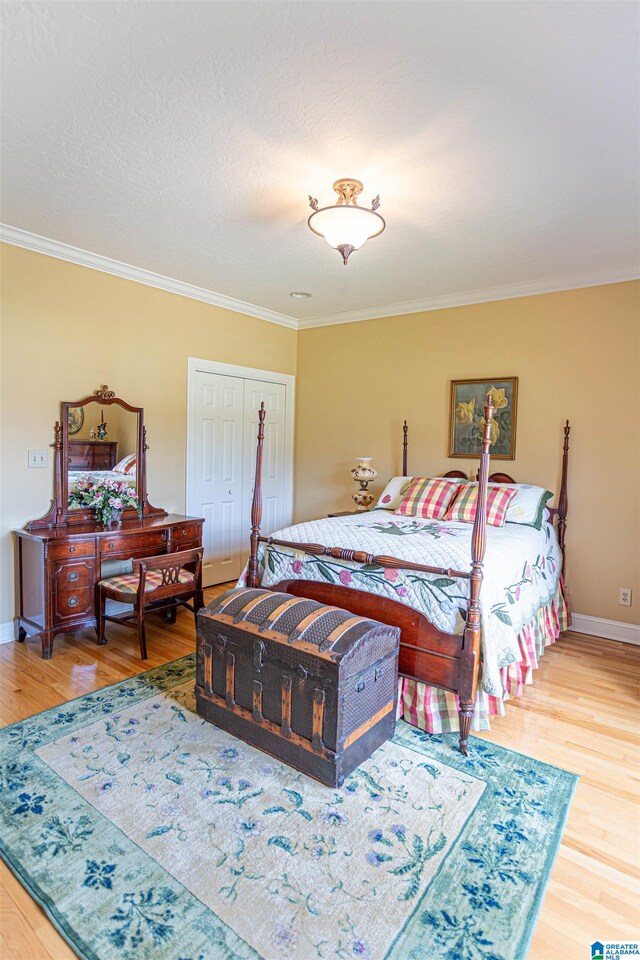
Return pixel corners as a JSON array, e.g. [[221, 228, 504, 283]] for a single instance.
[[444, 482, 517, 527], [394, 477, 462, 519], [495, 484, 554, 529], [373, 476, 413, 510], [113, 454, 137, 476]]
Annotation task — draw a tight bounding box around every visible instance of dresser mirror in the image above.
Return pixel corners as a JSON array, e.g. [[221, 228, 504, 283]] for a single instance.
[[62, 387, 145, 523], [26, 385, 163, 529]]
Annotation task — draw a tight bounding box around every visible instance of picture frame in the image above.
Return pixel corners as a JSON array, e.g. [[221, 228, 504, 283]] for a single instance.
[[67, 406, 85, 436], [449, 377, 518, 460]]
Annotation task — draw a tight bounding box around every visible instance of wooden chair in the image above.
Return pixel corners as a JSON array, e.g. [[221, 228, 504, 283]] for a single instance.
[[96, 547, 204, 659]]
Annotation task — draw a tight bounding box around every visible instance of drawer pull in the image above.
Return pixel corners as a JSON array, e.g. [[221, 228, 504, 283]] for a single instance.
[[68, 571, 79, 583], [108, 542, 115, 549], [68, 597, 78, 607], [69, 546, 76, 553], [182, 529, 187, 536]]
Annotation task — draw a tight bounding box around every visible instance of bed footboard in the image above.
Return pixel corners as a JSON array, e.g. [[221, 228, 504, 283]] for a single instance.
[[247, 396, 496, 755], [271, 579, 465, 697]]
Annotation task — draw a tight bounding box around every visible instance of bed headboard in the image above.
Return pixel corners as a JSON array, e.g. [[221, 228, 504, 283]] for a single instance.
[[401, 419, 571, 571]]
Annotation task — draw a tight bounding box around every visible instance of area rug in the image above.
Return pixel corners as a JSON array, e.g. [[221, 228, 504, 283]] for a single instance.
[[0, 655, 576, 960]]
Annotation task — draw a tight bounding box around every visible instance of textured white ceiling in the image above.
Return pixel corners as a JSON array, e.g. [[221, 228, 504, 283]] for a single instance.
[[1, 1, 638, 324]]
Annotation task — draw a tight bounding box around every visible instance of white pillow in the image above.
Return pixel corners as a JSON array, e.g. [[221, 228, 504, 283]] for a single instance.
[[495, 483, 554, 529], [372, 476, 413, 510]]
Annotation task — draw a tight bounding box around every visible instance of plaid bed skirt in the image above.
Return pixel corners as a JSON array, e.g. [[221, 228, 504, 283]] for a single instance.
[[399, 580, 569, 733]]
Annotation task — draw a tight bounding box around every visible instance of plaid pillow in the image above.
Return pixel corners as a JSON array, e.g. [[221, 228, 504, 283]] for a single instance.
[[394, 477, 462, 519], [114, 453, 137, 476], [444, 482, 517, 527]]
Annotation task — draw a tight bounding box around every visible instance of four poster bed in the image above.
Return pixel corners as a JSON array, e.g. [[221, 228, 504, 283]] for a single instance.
[[244, 397, 570, 754]]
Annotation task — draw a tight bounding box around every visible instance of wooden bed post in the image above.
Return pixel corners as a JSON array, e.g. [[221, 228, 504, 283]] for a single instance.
[[246, 402, 266, 588], [51, 421, 65, 526], [458, 392, 494, 756], [402, 420, 408, 476], [558, 420, 570, 576]]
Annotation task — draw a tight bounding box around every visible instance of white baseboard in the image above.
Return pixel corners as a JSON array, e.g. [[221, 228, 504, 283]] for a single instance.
[[0, 621, 15, 643], [570, 612, 640, 645]]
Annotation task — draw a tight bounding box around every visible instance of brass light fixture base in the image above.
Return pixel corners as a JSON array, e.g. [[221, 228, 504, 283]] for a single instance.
[[333, 179, 363, 206]]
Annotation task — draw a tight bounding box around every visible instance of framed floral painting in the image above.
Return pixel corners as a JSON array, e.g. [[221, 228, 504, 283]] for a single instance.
[[449, 377, 518, 460]]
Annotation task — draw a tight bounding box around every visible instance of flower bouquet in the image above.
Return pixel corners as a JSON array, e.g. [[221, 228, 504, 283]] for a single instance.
[[68, 475, 141, 525]]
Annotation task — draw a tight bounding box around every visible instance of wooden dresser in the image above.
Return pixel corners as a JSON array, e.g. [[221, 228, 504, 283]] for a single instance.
[[14, 514, 204, 659], [68, 440, 118, 470], [14, 386, 209, 659]]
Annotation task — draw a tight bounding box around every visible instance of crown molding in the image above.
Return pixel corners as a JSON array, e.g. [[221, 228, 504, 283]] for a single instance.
[[0, 224, 299, 330], [297, 271, 640, 329], [2, 223, 637, 331]]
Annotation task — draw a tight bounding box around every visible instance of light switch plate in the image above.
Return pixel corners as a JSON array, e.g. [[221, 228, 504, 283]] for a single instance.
[[28, 449, 48, 468]]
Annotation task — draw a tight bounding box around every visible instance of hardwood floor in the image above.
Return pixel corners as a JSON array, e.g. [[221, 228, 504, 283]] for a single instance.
[[1, 589, 638, 959]]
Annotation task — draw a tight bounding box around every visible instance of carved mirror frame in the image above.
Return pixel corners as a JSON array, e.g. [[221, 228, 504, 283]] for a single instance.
[[26, 385, 165, 529]]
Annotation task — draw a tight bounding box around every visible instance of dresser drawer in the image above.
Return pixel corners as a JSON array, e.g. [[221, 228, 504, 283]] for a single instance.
[[54, 585, 94, 621], [101, 530, 167, 558], [54, 559, 95, 591], [68, 441, 117, 470], [51, 540, 96, 560], [92, 452, 114, 467], [172, 522, 202, 545], [174, 539, 201, 554]]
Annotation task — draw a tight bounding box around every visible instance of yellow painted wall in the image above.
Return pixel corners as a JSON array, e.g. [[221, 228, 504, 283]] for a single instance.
[[1, 243, 638, 629], [0, 243, 297, 624], [294, 282, 640, 625]]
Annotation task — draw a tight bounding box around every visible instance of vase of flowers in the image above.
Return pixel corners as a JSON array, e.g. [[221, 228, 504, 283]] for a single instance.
[[68, 475, 141, 525]]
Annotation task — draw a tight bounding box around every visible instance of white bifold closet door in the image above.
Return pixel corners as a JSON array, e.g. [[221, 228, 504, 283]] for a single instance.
[[190, 370, 287, 587]]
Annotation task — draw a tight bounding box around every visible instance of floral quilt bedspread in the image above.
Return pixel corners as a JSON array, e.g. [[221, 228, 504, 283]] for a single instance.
[[243, 512, 562, 698], [68, 470, 136, 495]]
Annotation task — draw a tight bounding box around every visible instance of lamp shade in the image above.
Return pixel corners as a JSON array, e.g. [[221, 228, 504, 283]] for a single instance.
[[308, 205, 385, 252], [308, 179, 385, 264]]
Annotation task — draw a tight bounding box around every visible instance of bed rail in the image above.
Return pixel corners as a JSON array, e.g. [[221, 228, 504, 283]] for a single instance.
[[255, 537, 472, 581]]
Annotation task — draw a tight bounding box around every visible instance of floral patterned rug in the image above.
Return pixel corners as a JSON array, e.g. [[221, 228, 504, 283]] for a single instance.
[[0, 655, 576, 960]]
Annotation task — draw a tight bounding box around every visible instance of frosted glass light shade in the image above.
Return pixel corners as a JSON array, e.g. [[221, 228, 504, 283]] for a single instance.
[[308, 205, 385, 251]]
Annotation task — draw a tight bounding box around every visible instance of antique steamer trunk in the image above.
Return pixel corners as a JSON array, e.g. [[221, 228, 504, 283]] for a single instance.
[[195, 587, 400, 787]]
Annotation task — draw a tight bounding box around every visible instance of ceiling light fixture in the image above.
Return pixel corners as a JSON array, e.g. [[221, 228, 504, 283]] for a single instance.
[[289, 291, 312, 299], [308, 178, 385, 265]]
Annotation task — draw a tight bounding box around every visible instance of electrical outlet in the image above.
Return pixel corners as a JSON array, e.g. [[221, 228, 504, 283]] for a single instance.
[[619, 588, 632, 607], [28, 449, 48, 469]]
